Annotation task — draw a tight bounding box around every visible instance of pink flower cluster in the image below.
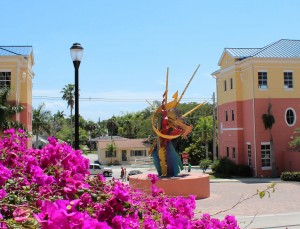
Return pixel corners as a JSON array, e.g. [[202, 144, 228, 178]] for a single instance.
[[0, 129, 240, 228]]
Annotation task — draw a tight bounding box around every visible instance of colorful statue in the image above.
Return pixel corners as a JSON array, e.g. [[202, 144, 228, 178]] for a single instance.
[[148, 65, 204, 177]]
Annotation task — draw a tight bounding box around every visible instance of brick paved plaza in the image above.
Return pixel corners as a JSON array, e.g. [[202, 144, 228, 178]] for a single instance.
[[196, 180, 300, 228]]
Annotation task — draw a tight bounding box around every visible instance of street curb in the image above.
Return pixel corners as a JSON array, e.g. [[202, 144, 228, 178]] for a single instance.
[[210, 178, 282, 183]]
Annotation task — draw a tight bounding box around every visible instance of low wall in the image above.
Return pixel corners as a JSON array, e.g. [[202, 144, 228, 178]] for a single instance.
[[129, 173, 210, 199]]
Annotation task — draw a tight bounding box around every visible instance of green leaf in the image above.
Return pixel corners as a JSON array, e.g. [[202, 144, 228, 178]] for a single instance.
[[259, 191, 265, 199]]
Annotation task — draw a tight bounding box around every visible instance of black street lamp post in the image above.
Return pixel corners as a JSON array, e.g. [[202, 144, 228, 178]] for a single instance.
[[70, 43, 84, 150]]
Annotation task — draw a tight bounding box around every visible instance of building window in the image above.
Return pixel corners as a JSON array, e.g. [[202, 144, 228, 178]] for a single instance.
[[226, 147, 229, 157], [231, 110, 235, 121], [130, 150, 147, 157], [247, 144, 252, 167], [224, 80, 227, 91], [284, 72, 293, 89], [105, 150, 116, 158], [225, 111, 228, 121], [285, 108, 296, 126], [0, 72, 11, 88], [232, 147, 236, 159], [261, 143, 271, 169], [258, 72, 268, 89], [230, 78, 233, 89]]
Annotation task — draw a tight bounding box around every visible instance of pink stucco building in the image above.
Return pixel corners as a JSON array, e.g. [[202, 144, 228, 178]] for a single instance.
[[212, 39, 300, 177]]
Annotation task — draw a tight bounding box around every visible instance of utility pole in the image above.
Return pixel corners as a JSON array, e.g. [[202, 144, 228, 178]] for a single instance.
[[212, 92, 217, 161]]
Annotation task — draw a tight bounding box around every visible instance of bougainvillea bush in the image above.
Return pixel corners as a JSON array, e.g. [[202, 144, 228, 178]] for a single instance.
[[0, 129, 239, 228]]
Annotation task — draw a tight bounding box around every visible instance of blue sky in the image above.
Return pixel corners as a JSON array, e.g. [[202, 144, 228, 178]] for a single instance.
[[2, 1, 300, 121]]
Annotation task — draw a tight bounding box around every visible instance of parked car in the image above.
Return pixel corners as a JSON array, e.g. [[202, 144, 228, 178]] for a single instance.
[[127, 170, 143, 181], [89, 164, 113, 177], [94, 160, 102, 165]]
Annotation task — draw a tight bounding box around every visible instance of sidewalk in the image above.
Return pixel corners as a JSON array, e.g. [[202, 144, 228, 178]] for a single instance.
[[84, 155, 300, 228], [196, 180, 300, 228], [210, 177, 281, 183], [236, 212, 300, 229]]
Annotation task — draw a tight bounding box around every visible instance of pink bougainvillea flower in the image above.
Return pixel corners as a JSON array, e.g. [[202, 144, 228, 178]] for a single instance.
[[13, 207, 31, 222], [0, 129, 240, 228], [0, 189, 6, 199], [0, 164, 12, 186]]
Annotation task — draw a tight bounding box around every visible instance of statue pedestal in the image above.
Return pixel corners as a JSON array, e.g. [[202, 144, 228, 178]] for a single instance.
[[129, 173, 210, 199]]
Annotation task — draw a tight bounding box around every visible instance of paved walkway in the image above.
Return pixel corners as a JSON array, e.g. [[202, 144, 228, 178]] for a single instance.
[[196, 179, 300, 228], [84, 155, 300, 228]]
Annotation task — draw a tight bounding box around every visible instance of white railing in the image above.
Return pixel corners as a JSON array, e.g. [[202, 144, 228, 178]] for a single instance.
[[130, 157, 154, 167]]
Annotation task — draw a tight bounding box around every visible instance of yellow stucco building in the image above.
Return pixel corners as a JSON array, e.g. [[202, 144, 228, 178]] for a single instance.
[[0, 46, 34, 144], [96, 136, 151, 165]]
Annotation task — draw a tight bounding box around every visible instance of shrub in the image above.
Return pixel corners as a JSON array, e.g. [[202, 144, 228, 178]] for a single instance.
[[214, 157, 236, 175], [281, 171, 300, 181], [199, 159, 212, 173], [211, 159, 220, 172], [236, 164, 252, 177], [211, 157, 252, 177]]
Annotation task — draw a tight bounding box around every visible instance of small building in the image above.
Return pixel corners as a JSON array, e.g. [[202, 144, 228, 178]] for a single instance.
[[212, 39, 300, 177], [0, 46, 34, 146], [97, 136, 152, 165]]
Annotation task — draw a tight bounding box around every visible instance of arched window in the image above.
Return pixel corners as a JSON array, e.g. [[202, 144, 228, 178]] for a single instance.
[[285, 108, 296, 126]]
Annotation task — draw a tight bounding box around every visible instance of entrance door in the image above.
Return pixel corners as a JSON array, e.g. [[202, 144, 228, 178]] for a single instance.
[[122, 150, 127, 161]]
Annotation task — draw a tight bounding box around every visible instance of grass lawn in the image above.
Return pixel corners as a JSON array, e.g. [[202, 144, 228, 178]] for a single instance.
[[207, 172, 232, 179]]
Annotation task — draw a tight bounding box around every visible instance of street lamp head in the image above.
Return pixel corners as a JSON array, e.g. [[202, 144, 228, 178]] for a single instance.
[[70, 43, 84, 62]]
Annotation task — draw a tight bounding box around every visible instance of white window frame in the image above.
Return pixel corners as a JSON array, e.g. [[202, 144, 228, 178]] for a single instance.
[[130, 150, 147, 157], [226, 147, 229, 157], [258, 71, 268, 89], [284, 71, 293, 89], [105, 150, 116, 158], [285, 108, 296, 126], [261, 142, 271, 170], [0, 72, 11, 88], [247, 143, 252, 167]]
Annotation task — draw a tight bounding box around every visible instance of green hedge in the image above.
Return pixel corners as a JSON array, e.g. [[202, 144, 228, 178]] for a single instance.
[[280, 172, 300, 181], [211, 157, 252, 177]]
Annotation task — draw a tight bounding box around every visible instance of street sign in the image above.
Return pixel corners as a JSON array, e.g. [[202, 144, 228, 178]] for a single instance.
[[181, 152, 189, 159]]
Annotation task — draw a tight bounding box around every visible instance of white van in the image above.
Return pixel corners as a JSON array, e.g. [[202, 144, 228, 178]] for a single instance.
[[89, 164, 113, 177]]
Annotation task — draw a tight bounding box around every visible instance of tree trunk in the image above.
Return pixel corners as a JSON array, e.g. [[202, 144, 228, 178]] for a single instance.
[[36, 132, 39, 149], [205, 142, 209, 159]]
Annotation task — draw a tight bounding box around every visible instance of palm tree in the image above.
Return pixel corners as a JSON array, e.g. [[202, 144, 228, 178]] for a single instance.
[[194, 116, 213, 159], [107, 117, 118, 137], [51, 110, 65, 136], [61, 84, 75, 145], [106, 141, 117, 164], [0, 87, 25, 132], [32, 103, 51, 148]]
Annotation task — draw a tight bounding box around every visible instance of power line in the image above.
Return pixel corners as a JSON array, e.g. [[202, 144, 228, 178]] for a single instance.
[[32, 95, 213, 103]]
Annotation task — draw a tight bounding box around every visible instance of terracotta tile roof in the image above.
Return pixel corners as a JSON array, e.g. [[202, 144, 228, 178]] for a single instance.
[[91, 136, 127, 142], [98, 138, 150, 149]]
